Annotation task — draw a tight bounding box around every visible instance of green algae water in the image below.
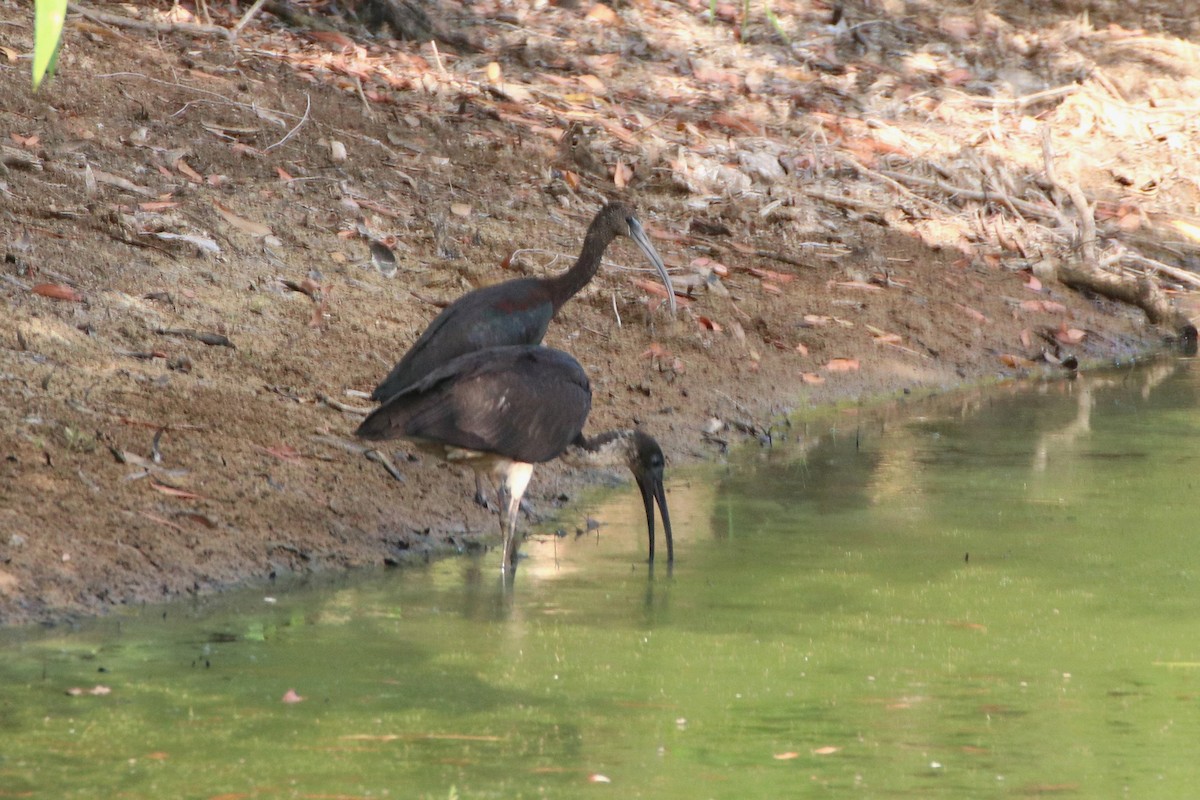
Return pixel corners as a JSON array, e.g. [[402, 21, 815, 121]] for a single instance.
[[3, 359, 1200, 798]]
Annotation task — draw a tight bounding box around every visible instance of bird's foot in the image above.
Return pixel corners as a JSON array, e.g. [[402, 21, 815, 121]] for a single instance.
[[474, 489, 495, 512]]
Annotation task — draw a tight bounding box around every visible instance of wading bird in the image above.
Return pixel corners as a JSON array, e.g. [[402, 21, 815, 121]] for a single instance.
[[370, 202, 676, 404], [356, 345, 673, 572]]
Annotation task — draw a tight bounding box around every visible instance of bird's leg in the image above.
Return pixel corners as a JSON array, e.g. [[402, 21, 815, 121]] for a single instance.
[[499, 462, 535, 573], [473, 473, 492, 510]]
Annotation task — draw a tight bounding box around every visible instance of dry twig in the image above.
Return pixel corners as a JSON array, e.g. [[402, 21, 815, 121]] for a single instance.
[[70, 2, 232, 40]]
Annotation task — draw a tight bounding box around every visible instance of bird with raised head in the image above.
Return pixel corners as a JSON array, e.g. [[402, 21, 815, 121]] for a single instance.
[[355, 345, 673, 572], [369, 201, 675, 404]]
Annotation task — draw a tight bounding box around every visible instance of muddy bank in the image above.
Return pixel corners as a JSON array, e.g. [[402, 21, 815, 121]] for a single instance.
[[1, 0, 1194, 624]]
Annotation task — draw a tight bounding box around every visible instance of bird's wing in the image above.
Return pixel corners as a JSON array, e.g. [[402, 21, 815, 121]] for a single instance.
[[358, 346, 592, 464], [370, 281, 555, 401]]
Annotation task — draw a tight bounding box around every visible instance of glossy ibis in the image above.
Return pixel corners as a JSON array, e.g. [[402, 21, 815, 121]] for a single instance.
[[355, 345, 673, 571], [369, 202, 676, 404]]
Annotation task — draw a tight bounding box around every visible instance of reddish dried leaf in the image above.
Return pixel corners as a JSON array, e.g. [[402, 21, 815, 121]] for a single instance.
[[32, 283, 83, 302], [307, 29, 356, 50], [1019, 300, 1045, 312], [276, 166, 295, 182], [149, 479, 207, 500], [596, 118, 638, 147], [1000, 353, 1035, 368], [1019, 328, 1032, 348], [641, 343, 670, 360], [710, 112, 761, 135], [262, 444, 304, 462], [795, 341, 809, 356], [175, 158, 204, 183], [800, 372, 825, 385], [213, 200, 273, 237], [824, 358, 860, 372], [773, 751, 801, 760], [957, 303, 990, 324], [631, 278, 688, 306], [812, 746, 841, 756], [697, 316, 723, 332], [749, 267, 796, 283], [1024, 274, 1042, 292], [832, 280, 882, 292], [138, 200, 179, 212], [1056, 324, 1086, 345], [585, 3, 618, 23], [1042, 300, 1068, 314], [942, 67, 974, 85], [578, 74, 606, 93], [761, 282, 782, 295], [281, 689, 305, 704], [612, 159, 632, 189], [1116, 211, 1143, 232]]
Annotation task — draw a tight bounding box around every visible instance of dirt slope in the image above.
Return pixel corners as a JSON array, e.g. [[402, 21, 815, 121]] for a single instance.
[[1, 0, 1195, 624]]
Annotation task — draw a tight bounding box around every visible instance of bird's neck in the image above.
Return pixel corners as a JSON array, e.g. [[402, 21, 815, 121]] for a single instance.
[[546, 222, 612, 309], [560, 430, 635, 470]]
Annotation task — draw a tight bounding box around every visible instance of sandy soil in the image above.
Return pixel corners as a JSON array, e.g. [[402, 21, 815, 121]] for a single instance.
[[1, 0, 1195, 624]]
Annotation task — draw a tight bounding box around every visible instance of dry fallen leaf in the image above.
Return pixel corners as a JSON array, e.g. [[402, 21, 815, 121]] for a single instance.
[[450, 202, 472, 218], [32, 283, 84, 302], [282, 689, 305, 704], [812, 746, 841, 756], [585, 3, 618, 24], [1000, 353, 1036, 368], [212, 200, 273, 238], [261, 444, 304, 462], [773, 751, 801, 760], [632, 278, 687, 306], [957, 303, 990, 324], [831, 279, 882, 292], [1024, 274, 1042, 292], [641, 343, 670, 360], [800, 372, 825, 385], [149, 479, 207, 501], [824, 358, 860, 372], [175, 158, 203, 183], [578, 73, 606, 94], [1055, 324, 1086, 345], [697, 316, 723, 333], [750, 267, 795, 283], [612, 159, 632, 190]]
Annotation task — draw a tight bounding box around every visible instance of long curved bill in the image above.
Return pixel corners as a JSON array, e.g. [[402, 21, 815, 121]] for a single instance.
[[628, 217, 677, 314], [637, 473, 674, 563]]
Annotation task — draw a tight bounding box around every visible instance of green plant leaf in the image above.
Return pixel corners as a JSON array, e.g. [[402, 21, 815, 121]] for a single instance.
[[33, 0, 68, 91]]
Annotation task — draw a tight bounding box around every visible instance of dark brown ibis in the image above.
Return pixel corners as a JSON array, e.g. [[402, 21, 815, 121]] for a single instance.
[[355, 345, 674, 571], [369, 202, 676, 404]]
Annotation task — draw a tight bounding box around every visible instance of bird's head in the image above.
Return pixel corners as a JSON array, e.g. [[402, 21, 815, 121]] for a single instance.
[[596, 202, 677, 314], [628, 430, 674, 563]]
